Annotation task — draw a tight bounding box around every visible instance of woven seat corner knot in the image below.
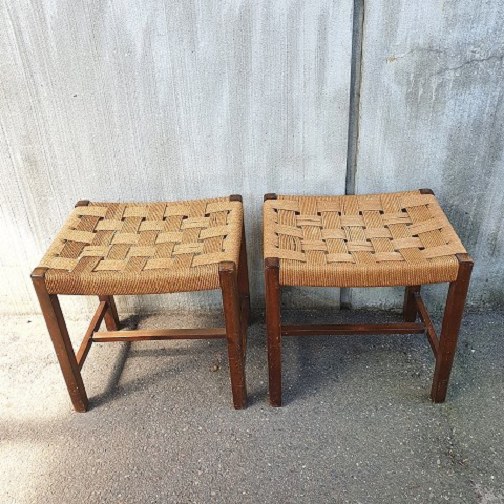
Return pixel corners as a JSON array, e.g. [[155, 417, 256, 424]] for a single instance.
[[264, 190, 467, 287], [39, 197, 243, 294]]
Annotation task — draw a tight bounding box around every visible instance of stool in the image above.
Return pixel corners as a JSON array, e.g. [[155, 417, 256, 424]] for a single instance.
[[31, 195, 249, 412], [264, 189, 473, 405]]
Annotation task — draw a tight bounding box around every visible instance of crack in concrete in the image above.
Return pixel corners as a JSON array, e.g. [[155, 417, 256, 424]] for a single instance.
[[345, 0, 365, 197], [434, 54, 504, 77], [386, 46, 447, 62], [386, 48, 504, 79], [342, 0, 365, 309]]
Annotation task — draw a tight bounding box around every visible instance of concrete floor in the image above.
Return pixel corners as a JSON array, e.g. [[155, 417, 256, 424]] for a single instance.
[[1, 309, 503, 503]]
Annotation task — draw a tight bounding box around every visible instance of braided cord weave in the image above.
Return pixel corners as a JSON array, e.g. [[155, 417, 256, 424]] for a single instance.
[[39, 197, 243, 294], [264, 190, 467, 287]]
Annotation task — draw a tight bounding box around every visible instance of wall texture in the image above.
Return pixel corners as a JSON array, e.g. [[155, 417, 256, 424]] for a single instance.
[[0, 0, 352, 316], [0, 0, 502, 317], [353, 0, 504, 310]]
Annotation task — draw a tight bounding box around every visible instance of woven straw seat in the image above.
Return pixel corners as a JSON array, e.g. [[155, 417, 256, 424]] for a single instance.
[[38, 197, 243, 295], [32, 195, 249, 412], [264, 188, 473, 406], [264, 190, 467, 288]]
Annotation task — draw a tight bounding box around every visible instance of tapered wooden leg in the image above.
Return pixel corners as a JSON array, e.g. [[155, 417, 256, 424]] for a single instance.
[[99, 295, 120, 331], [236, 224, 251, 360], [431, 254, 473, 403], [237, 223, 251, 328], [219, 261, 247, 410], [265, 257, 282, 406], [31, 268, 88, 412], [403, 286, 420, 322], [230, 194, 251, 333]]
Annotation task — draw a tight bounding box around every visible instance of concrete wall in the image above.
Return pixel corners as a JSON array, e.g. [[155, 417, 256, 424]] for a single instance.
[[0, 0, 502, 317], [353, 0, 504, 310], [0, 0, 352, 316]]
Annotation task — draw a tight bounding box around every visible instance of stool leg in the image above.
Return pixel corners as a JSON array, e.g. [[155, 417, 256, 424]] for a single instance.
[[219, 261, 247, 409], [403, 286, 420, 322], [31, 268, 88, 412], [99, 295, 120, 330], [265, 257, 282, 406], [431, 255, 473, 402], [237, 223, 251, 329]]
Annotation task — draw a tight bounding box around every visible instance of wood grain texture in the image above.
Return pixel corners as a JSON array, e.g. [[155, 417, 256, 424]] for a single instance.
[[281, 322, 426, 336], [92, 327, 226, 342], [0, 0, 352, 315]]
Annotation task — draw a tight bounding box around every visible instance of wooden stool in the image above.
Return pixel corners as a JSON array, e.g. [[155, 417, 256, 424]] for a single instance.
[[264, 189, 473, 405], [32, 195, 249, 412]]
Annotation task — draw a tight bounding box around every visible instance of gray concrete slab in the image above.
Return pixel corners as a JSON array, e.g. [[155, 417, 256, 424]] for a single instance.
[[1, 310, 503, 503], [0, 0, 353, 317], [354, 0, 504, 311]]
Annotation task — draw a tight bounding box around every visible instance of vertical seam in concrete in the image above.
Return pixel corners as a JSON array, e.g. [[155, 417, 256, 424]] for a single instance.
[[341, 0, 365, 309], [345, 0, 364, 197]]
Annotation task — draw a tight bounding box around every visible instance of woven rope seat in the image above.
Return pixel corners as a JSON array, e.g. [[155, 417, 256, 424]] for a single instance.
[[32, 195, 249, 412], [38, 197, 243, 295], [264, 190, 467, 288], [264, 189, 473, 406]]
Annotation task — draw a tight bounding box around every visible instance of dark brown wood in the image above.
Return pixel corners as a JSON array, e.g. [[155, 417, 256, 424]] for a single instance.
[[229, 195, 250, 357], [31, 268, 88, 412], [237, 224, 251, 325], [219, 261, 247, 409], [33, 198, 253, 411], [281, 322, 426, 336], [265, 257, 282, 406], [419, 188, 435, 195], [264, 193, 278, 201], [414, 292, 439, 357], [76, 300, 108, 369], [99, 295, 120, 331], [237, 222, 251, 354], [431, 253, 474, 402], [93, 327, 226, 342], [403, 286, 420, 322]]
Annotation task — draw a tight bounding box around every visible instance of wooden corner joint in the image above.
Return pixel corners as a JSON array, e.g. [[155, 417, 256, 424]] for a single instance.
[[265, 257, 280, 269], [419, 188, 435, 195], [31, 267, 48, 280], [455, 253, 474, 267], [229, 194, 243, 202], [75, 200, 90, 207], [218, 260, 237, 274], [264, 193, 278, 202]]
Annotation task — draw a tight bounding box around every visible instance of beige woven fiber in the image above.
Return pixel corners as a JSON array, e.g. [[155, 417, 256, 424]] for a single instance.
[[264, 190, 467, 287], [39, 197, 243, 294]]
